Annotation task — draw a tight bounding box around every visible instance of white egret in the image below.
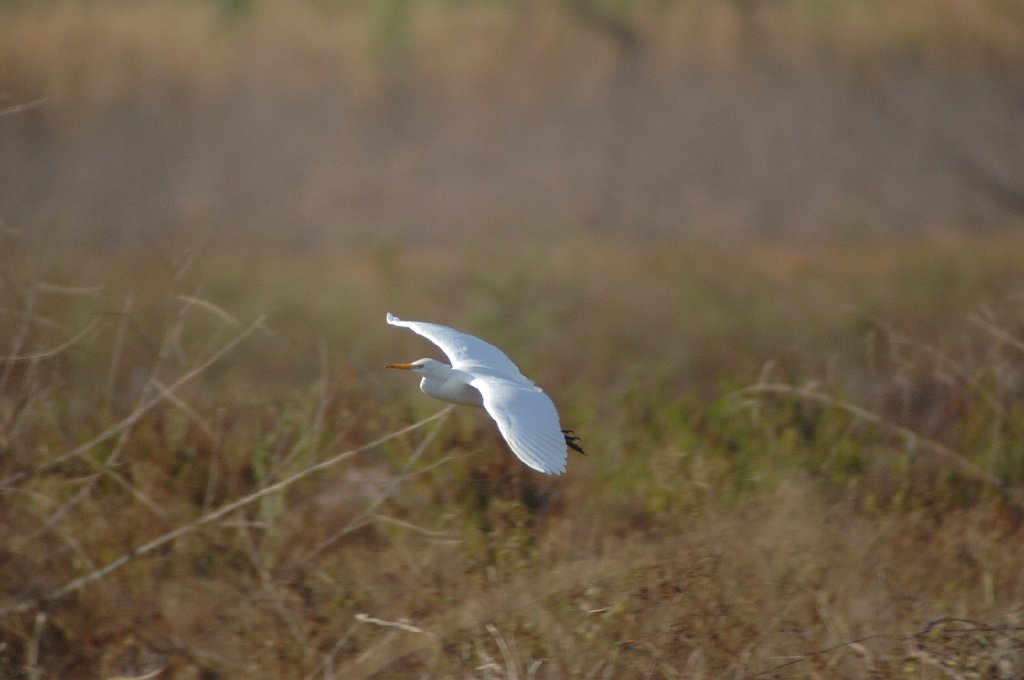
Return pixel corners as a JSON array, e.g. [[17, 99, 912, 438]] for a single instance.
[[385, 313, 583, 475]]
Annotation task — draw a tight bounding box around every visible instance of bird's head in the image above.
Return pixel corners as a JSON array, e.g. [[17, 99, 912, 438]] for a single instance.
[[385, 358, 450, 378]]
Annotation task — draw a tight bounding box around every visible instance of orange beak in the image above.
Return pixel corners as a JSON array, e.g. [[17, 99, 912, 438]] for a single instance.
[[385, 363, 414, 370]]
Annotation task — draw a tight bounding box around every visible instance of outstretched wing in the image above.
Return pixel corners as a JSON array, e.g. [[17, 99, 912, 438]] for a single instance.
[[386, 312, 530, 381], [470, 376, 568, 475]]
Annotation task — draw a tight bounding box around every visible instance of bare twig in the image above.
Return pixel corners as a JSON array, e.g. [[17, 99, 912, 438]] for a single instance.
[[915, 616, 1024, 636], [175, 294, 239, 326], [106, 670, 163, 680], [25, 611, 46, 680], [749, 632, 892, 677], [356, 613, 426, 634], [970, 314, 1024, 356], [202, 407, 227, 514], [0, 315, 267, 490], [305, 621, 361, 680], [0, 98, 46, 117], [868, 314, 1005, 416], [737, 382, 1003, 488], [0, 282, 37, 393], [72, 439, 169, 520], [750, 616, 1024, 677], [308, 450, 469, 546], [0, 406, 453, 616], [33, 282, 105, 296], [272, 338, 331, 479], [104, 295, 134, 409], [369, 512, 457, 539], [295, 407, 454, 565], [236, 510, 309, 654], [151, 378, 216, 441]]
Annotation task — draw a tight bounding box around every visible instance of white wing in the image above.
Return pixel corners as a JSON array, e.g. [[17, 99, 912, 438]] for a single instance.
[[470, 376, 568, 475], [386, 312, 531, 382]]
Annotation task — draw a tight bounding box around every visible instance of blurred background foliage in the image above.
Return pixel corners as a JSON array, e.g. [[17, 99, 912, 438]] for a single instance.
[[1, 0, 1022, 248]]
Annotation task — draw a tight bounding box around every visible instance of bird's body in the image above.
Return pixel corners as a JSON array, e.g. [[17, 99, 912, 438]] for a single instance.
[[410, 361, 482, 407], [385, 313, 582, 475]]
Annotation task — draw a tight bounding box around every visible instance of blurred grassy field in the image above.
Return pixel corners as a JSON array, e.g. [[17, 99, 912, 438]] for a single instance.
[[2, 231, 1024, 678], [2, 0, 1023, 242]]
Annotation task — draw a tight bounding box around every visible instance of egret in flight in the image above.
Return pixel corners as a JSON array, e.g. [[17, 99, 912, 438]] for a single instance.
[[385, 313, 583, 475]]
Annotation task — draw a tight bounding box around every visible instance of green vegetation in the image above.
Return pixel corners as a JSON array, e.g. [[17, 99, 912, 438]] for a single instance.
[[2, 233, 1023, 677]]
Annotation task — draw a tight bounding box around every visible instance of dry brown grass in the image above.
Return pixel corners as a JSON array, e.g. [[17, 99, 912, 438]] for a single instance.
[[2, 232, 1024, 677]]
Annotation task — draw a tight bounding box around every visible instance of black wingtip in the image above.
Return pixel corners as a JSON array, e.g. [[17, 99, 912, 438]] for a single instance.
[[562, 429, 585, 456]]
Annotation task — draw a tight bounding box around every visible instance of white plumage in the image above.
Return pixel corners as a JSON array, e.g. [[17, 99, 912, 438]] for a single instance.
[[385, 313, 582, 475]]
